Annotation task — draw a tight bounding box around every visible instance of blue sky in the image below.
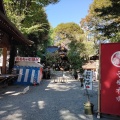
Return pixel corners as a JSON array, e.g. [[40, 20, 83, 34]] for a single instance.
[[45, 0, 93, 28]]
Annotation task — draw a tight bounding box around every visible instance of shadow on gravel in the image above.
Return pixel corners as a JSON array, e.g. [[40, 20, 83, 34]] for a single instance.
[[0, 79, 107, 120]]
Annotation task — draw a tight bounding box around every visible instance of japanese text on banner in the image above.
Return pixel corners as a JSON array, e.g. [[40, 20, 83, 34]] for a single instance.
[[84, 70, 93, 90]]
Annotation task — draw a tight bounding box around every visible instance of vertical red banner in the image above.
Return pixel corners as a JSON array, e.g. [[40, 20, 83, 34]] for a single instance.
[[100, 43, 120, 115]]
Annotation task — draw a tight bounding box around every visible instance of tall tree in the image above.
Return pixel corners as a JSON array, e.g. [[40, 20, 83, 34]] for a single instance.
[[3, 0, 60, 57], [52, 22, 84, 46], [67, 39, 86, 70], [3, 0, 60, 72], [4, 0, 59, 12], [52, 22, 94, 70], [94, 0, 120, 41], [81, 0, 120, 42]]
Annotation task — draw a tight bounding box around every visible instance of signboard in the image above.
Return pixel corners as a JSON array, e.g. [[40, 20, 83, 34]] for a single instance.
[[84, 70, 93, 90], [100, 43, 120, 116], [15, 57, 40, 63]]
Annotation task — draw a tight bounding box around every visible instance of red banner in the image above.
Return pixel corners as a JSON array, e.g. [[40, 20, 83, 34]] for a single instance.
[[15, 57, 40, 62], [100, 43, 120, 115]]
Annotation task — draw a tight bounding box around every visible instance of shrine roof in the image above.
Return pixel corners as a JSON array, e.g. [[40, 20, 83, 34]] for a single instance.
[[0, 0, 34, 47]]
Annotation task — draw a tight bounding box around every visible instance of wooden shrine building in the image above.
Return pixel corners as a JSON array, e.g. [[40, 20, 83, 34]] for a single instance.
[[0, 0, 33, 74]]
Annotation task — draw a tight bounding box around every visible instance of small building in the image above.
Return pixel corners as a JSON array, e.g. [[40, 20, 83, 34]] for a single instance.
[[82, 61, 97, 70], [82, 60, 99, 81]]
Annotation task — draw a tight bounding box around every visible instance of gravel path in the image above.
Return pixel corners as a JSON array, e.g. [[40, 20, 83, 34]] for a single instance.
[[0, 78, 114, 120]]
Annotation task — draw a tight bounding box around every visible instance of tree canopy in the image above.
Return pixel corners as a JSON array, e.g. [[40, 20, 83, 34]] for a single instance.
[[3, 0, 60, 57], [80, 0, 120, 42], [52, 22, 84, 46], [51, 22, 95, 70]]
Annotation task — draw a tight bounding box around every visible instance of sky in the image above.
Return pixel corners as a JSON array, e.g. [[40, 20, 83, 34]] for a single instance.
[[45, 0, 93, 28]]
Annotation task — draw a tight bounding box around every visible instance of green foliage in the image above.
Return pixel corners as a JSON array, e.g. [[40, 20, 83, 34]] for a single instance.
[[67, 39, 86, 70], [45, 52, 59, 65], [4, 1, 50, 34], [4, 0, 59, 10], [47, 27, 55, 45], [82, 0, 120, 42], [3, 0, 60, 57], [93, 0, 120, 39], [52, 22, 84, 48], [84, 41, 96, 58], [54, 22, 83, 35], [94, 0, 120, 18], [89, 0, 111, 16], [111, 32, 120, 43], [52, 22, 95, 70]]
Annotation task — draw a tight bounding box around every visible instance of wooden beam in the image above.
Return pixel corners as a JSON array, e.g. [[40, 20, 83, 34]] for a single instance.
[[2, 47, 7, 74]]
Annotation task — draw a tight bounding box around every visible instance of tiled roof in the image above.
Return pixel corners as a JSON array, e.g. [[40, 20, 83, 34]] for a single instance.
[[82, 61, 96, 69], [46, 46, 58, 53]]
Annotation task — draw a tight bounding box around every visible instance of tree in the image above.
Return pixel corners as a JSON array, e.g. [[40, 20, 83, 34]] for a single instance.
[[3, 0, 60, 72], [47, 27, 55, 45], [52, 22, 84, 46], [44, 21, 95, 71], [4, 0, 59, 12], [45, 51, 60, 66], [17, 6, 50, 57], [3, 0, 60, 57], [52, 22, 94, 70], [81, 0, 120, 42], [67, 39, 86, 70], [94, 0, 120, 41], [80, 1, 109, 40]]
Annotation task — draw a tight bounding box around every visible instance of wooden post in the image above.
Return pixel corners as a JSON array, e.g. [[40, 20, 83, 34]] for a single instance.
[[2, 47, 7, 74], [97, 43, 101, 119]]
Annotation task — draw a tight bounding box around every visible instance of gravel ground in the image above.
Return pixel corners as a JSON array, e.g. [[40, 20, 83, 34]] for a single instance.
[[0, 78, 119, 120]]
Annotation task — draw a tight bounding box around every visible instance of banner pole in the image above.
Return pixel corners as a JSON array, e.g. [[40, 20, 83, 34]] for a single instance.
[[97, 43, 101, 119]]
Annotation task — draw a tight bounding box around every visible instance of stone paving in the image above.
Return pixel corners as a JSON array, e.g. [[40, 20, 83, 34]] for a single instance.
[[0, 77, 118, 120]]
